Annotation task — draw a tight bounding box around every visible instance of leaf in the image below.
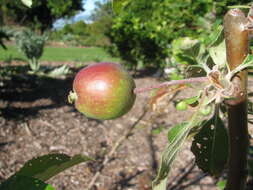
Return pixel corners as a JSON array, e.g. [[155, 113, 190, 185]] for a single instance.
[[204, 24, 224, 47], [217, 180, 226, 190], [183, 96, 199, 105], [16, 154, 93, 181], [205, 24, 225, 67], [191, 115, 228, 176], [21, 0, 32, 8], [226, 54, 253, 80], [0, 175, 55, 190], [209, 40, 226, 67], [152, 123, 190, 190], [112, 0, 130, 14], [167, 123, 188, 142], [241, 54, 253, 66], [172, 37, 200, 57], [152, 94, 210, 190], [47, 65, 70, 77], [185, 65, 206, 78]]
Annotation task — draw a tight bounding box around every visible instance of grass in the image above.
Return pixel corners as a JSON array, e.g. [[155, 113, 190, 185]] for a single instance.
[[0, 45, 121, 64]]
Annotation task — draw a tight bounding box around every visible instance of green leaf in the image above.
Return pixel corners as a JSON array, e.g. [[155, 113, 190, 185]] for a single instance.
[[112, 0, 130, 14], [205, 24, 224, 47], [241, 54, 253, 66], [17, 154, 93, 181], [21, 0, 32, 8], [209, 40, 226, 67], [176, 101, 188, 111], [167, 123, 188, 142], [172, 37, 201, 59], [209, 40, 227, 66], [191, 115, 228, 176], [206, 24, 225, 67], [199, 105, 212, 116], [152, 122, 190, 190], [0, 175, 55, 190], [226, 54, 253, 80], [217, 180, 226, 190], [183, 96, 199, 105]]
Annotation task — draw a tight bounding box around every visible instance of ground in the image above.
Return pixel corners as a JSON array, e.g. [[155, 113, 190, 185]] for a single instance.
[[0, 61, 252, 190]]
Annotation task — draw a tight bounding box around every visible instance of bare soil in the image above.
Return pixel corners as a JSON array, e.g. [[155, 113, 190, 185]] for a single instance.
[[1, 61, 252, 190]]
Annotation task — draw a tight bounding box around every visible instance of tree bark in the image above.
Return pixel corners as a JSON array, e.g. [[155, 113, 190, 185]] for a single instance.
[[224, 9, 249, 190]]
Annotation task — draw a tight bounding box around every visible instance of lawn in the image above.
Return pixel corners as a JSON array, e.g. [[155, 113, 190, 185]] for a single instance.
[[0, 45, 121, 63]]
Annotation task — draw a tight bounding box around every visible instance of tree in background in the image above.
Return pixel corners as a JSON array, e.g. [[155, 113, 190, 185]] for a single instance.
[[90, 0, 113, 23], [85, 0, 114, 46], [108, 0, 252, 70], [0, 0, 84, 32], [50, 0, 114, 47]]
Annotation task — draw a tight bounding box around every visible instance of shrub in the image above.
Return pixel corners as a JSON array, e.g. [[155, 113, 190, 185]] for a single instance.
[[50, 20, 111, 47], [15, 29, 48, 72], [0, 27, 14, 49], [108, 0, 252, 70]]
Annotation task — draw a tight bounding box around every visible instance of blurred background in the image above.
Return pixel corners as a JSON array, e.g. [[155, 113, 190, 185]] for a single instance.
[[0, 1, 253, 190]]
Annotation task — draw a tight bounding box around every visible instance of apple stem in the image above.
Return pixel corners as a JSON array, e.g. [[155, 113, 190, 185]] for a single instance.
[[68, 91, 78, 104], [133, 76, 209, 94]]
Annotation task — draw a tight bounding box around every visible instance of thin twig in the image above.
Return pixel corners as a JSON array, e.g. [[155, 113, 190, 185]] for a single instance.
[[174, 173, 208, 190], [87, 110, 148, 190], [134, 77, 208, 94], [167, 160, 196, 190]]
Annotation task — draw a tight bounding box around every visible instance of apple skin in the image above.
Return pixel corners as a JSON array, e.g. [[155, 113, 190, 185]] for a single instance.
[[70, 62, 136, 120]]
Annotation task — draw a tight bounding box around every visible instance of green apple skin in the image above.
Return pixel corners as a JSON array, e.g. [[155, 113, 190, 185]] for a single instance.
[[72, 62, 136, 120]]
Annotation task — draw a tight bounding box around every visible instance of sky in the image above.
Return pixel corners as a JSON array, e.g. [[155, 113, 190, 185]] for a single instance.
[[53, 0, 106, 29], [75, 0, 99, 21]]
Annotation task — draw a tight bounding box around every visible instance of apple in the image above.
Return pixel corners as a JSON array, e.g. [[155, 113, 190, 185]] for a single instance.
[[68, 62, 136, 120]]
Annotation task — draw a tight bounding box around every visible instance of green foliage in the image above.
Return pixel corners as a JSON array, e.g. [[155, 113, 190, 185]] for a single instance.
[[108, 0, 252, 70], [191, 114, 229, 176], [0, 175, 55, 190], [0, 153, 93, 190], [112, 0, 130, 15], [153, 122, 190, 190], [90, 1, 114, 22], [51, 21, 111, 47], [15, 29, 47, 71], [16, 154, 92, 181], [0, 28, 10, 49], [164, 22, 225, 78], [0, 0, 83, 31], [217, 180, 226, 190], [50, 21, 89, 46], [175, 101, 188, 111], [51, 1, 113, 47]]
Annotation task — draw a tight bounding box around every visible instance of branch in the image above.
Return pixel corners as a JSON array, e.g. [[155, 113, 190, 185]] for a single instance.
[[224, 9, 249, 190], [134, 77, 208, 94]]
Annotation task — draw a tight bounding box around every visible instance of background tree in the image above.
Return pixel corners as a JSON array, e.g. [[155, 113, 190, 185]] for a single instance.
[[108, 0, 252, 70], [0, 0, 84, 32], [90, 0, 113, 23], [86, 1, 114, 46], [50, 1, 114, 47]]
